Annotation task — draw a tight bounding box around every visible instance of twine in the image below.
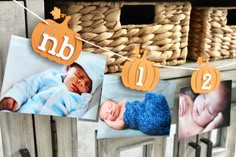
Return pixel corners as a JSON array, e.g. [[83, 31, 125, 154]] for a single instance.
[[14, 1, 235, 71]]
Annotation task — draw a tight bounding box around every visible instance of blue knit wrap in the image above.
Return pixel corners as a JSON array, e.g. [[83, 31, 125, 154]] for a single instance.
[[123, 92, 171, 135]]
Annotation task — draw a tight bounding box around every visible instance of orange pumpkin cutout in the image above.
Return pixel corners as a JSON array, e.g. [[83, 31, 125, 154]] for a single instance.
[[191, 57, 221, 94], [121, 50, 160, 91], [31, 16, 82, 65]]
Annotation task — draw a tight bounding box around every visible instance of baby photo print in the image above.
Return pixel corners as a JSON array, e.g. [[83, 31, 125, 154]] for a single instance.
[[97, 75, 176, 139], [0, 36, 106, 120], [178, 80, 232, 140]]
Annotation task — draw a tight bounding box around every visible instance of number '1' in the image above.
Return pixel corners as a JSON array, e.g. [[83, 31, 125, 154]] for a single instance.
[[136, 67, 144, 86]]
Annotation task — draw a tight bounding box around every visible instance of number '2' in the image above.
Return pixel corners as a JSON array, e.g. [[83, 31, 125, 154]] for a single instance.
[[201, 73, 212, 90]]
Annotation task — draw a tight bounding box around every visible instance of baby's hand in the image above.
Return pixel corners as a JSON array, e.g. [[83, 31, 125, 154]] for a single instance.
[[179, 94, 189, 116], [104, 119, 113, 126], [203, 112, 224, 132], [104, 119, 125, 130], [214, 112, 224, 126], [0, 97, 18, 111]]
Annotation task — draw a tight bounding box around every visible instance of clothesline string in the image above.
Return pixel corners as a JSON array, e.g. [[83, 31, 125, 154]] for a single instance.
[[76, 37, 132, 61], [13, 0, 235, 71], [76, 37, 199, 71]]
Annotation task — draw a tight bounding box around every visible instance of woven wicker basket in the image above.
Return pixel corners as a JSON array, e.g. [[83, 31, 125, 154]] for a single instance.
[[188, 7, 236, 61], [59, 1, 191, 73]]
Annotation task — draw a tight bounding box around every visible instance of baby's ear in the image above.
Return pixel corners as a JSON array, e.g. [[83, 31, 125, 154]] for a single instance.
[[119, 99, 126, 106]]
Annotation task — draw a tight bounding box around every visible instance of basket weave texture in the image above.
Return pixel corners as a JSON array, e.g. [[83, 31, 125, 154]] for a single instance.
[[61, 2, 191, 73], [188, 8, 236, 61]]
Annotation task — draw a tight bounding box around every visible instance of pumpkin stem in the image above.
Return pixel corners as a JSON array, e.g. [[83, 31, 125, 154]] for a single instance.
[[61, 13, 66, 18], [141, 50, 148, 59], [197, 57, 203, 65], [62, 16, 71, 25], [204, 58, 211, 68]]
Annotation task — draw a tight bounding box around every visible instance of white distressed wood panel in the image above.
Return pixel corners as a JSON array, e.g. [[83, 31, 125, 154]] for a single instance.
[[0, 32, 11, 94], [153, 138, 166, 157], [0, 126, 3, 157], [119, 146, 144, 157], [77, 120, 97, 157], [224, 104, 236, 157], [117, 140, 155, 157], [71, 118, 79, 157], [34, 115, 53, 157], [0, 1, 25, 93], [0, 113, 35, 157], [98, 136, 165, 157], [26, 0, 45, 37], [0, 1, 26, 36], [164, 126, 176, 157], [54, 117, 78, 157]]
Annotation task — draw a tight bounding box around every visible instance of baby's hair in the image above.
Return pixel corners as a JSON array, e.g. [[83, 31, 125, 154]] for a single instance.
[[101, 99, 117, 106], [217, 81, 232, 109], [219, 80, 232, 127], [70, 62, 80, 68], [101, 99, 115, 104], [180, 87, 199, 100], [220, 80, 232, 98], [99, 99, 116, 121], [69, 62, 92, 93]]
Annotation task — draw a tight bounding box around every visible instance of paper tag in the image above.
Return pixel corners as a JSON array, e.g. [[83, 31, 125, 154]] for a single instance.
[[31, 7, 82, 65], [191, 57, 221, 94], [121, 49, 160, 91]]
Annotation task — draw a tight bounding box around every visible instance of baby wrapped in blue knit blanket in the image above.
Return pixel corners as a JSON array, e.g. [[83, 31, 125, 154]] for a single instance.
[[99, 92, 171, 135]]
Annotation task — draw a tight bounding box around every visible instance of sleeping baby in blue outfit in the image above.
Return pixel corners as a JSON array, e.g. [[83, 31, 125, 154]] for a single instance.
[[0, 53, 105, 117], [99, 93, 171, 135]]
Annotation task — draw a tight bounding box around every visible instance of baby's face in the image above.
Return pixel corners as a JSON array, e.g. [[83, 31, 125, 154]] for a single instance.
[[192, 88, 224, 127], [64, 65, 92, 95], [100, 100, 120, 121]]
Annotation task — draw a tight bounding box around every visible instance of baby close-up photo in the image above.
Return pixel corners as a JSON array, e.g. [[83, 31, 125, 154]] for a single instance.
[[0, 36, 107, 120], [97, 75, 176, 139], [178, 80, 232, 140]]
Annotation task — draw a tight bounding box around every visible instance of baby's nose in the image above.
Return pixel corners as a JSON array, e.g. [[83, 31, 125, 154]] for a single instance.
[[78, 80, 85, 86], [200, 103, 206, 111]]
